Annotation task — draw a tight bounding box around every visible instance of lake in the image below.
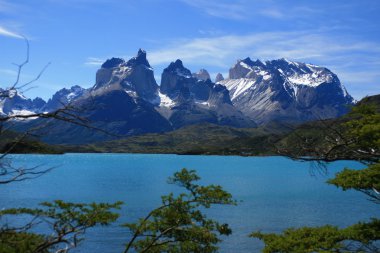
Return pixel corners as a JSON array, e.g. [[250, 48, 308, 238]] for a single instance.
[[1, 154, 378, 252]]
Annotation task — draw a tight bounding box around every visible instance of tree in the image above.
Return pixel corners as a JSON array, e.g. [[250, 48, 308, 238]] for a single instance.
[[1, 169, 234, 253], [0, 201, 122, 253], [251, 101, 380, 252], [123, 169, 235, 253]]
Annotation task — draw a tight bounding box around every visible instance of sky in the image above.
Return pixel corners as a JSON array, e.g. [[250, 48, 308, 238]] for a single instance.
[[0, 0, 379, 100]]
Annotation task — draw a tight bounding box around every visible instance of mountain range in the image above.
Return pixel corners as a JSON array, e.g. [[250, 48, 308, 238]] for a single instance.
[[0, 49, 354, 144]]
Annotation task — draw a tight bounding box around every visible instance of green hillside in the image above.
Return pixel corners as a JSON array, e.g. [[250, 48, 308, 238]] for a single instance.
[[68, 123, 281, 155], [0, 131, 63, 154]]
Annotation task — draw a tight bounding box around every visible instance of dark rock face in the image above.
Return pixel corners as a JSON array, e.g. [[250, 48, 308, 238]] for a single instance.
[[219, 58, 354, 124], [160, 60, 216, 102], [101, 58, 125, 69], [126, 49, 151, 68], [32, 97, 46, 110], [208, 84, 232, 105], [160, 59, 193, 96], [215, 73, 224, 83]]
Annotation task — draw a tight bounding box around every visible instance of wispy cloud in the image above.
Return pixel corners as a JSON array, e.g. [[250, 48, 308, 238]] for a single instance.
[[0, 68, 17, 76], [84, 57, 104, 66], [147, 31, 380, 65], [86, 29, 379, 99], [180, 0, 251, 20], [259, 8, 285, 19], [0, 25, 23, 39], [145, 30, 380, 99], [180, 0, 326, 21], [0, 0, 14, 13]]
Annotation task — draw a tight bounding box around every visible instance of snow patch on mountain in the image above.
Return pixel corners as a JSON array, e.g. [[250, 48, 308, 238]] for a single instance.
[[158, 91, 176, 107], [9, 109, 38, 120], [221, 78, 257, 100]]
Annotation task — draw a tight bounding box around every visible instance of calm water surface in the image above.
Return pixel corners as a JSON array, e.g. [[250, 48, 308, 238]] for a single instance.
[[1, 154, 378, 252]]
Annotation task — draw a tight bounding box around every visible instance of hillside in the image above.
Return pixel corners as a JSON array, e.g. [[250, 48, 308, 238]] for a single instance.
[[67, 124, 282, 155], [0, 131, 63, 154]]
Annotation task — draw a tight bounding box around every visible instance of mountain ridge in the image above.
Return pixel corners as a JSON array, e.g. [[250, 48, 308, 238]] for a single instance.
[[1, 50, 355, 144]]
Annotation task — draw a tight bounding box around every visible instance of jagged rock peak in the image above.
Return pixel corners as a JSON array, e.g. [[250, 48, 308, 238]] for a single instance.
[[32, 97, 47, 109], [167, 59, 184, 70], [101, 58, 125, 69], [229, 57, 268, 79], [215, 73, 224, 83], [164, 59, 192, 77], [126, 48, 151, 68], [43, 85, 86, 112], [240, 57, 266, 68], [192, 69, 211, 81], [241, 57, 255, 66], [138, 48, 146, 57]]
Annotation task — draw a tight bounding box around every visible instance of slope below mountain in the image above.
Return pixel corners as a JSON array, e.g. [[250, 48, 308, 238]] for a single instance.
[[34, 89, 172, 144], [72, 123, 274, 155]]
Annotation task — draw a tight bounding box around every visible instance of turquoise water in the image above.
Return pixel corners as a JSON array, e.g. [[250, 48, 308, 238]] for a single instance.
[[1, 154, 378, 252]]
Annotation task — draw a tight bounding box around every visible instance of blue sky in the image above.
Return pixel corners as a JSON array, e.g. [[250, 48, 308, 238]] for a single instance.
[[0, 0, 379, 100]]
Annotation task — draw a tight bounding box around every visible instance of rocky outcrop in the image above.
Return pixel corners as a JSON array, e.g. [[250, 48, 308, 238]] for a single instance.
[[192, 69, 211, 81], [215, 73, 224, 83]]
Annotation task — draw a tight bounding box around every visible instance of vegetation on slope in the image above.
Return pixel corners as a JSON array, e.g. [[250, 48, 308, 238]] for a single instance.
[[0, 130, 63, 154]]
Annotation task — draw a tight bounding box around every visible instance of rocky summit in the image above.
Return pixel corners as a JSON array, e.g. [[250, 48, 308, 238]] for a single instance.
[[93, 49, 158, 101], [2, 50, 355, 144], [192, 69, 211, 81]]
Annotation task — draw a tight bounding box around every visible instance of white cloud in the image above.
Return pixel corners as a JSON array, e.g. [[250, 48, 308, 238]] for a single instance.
[[0, 25, 23, 39]]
